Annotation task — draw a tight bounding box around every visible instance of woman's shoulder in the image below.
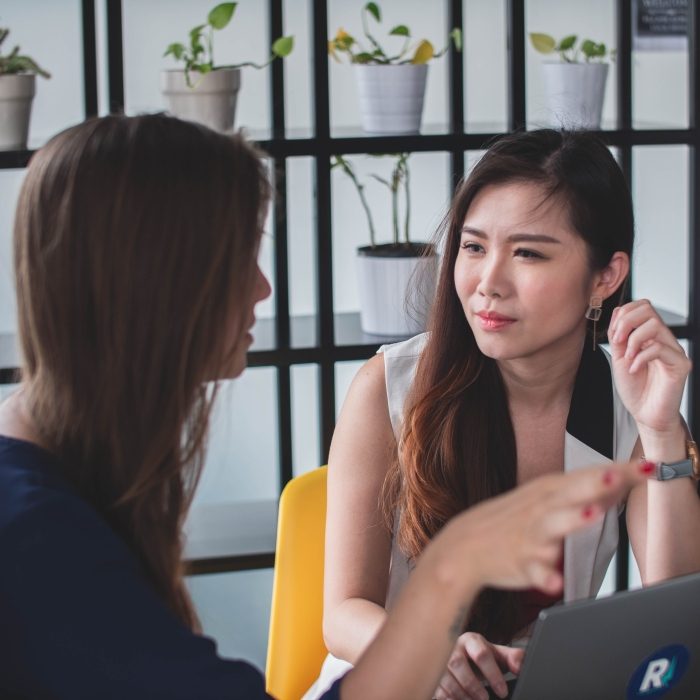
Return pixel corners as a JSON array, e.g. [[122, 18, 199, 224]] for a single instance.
[[377, 332, 429, 360], [0, 436, 129, 564]]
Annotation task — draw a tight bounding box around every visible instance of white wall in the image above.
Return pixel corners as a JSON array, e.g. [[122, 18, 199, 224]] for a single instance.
[[0, 0, 694, 671]]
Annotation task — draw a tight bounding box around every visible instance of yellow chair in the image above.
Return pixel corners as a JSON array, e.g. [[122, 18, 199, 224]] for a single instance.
[[266, 466, 328, 700]]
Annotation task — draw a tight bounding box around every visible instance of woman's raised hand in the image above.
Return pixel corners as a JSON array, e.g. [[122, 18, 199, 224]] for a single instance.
[[607, 300, 690, 436]]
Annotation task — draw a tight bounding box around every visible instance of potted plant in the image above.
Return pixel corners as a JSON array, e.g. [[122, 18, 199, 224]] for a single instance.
[[529, 32, 613, 129], [0, 27, 50, 150], [329, 2, 461, 134], [162, 2, 293, 133], [332, 153, 438, 336]]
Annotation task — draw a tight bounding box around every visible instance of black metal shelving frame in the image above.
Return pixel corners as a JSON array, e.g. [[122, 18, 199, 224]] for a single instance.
[[1, 0, 699, 588]]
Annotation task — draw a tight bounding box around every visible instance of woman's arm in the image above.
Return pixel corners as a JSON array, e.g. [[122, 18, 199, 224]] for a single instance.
[[341, 460, 650, 700], [323, 354, 396, 662], [608, 300, 700, 582]]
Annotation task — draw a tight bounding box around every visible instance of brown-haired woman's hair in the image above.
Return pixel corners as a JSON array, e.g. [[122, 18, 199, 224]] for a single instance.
[[13, 114, 270, 629], [382, 129, 634, 643]]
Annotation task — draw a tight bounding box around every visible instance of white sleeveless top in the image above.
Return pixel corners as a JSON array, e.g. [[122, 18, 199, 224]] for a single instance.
[[303, 333, 638, 700]]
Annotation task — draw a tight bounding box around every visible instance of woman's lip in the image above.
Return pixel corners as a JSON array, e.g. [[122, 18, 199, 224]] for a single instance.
[[475, 312, 516, 331]]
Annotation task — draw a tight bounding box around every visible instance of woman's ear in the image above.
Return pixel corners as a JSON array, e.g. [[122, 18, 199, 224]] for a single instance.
[[592, 251, 630, 301]]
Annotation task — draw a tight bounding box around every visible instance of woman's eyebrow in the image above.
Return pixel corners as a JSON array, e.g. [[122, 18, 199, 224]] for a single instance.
[[460, 226, 561, 244]]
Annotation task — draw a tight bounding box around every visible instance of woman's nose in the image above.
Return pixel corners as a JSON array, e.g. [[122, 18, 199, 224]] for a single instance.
[[255, 264, 272, 302], [476, 256, 507, 299]]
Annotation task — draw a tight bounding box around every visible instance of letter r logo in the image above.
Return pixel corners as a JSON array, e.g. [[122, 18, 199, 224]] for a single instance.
[[627, 645, 689, 699], [639, 659, 670, 692]]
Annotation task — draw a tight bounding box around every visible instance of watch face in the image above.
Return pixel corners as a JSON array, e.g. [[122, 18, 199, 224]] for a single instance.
[[688, 441, 700, 479]]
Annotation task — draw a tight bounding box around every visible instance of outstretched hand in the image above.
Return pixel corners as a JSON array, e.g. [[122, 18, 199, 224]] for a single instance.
[[445, 459, 654, 599]]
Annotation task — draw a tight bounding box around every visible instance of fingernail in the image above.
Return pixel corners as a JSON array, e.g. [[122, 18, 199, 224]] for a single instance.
[[640, 460, 656, 475], [496, 683, 508, 697], [582, 505, 595, 519], [603, 469, 614, 485]]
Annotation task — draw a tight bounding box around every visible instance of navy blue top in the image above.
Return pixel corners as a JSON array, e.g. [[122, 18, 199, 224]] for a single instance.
[[0, 436, 343, 699]]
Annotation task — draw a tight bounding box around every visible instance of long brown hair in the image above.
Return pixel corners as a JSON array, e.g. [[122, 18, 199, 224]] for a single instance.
[[13, 114, 270, 629], [382, 130, 634, 642]]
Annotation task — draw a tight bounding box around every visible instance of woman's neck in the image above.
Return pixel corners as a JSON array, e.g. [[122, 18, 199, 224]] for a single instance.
[[0, 385, 44, 447], [497, 332, 586, 414]]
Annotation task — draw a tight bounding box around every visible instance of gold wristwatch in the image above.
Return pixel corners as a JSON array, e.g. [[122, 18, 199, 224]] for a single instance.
[[654, 440, 700, 481]]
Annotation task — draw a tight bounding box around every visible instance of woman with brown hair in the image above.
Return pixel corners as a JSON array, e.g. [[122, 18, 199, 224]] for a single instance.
[[0, 115, 651, 699], [312, 130, 700, 700]]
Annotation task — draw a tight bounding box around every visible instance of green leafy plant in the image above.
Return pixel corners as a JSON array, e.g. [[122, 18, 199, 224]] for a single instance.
[[529, 32, 613, 63], [332, 153, 411, 249], [164, 2, 294, 85], [0, 28, 50, 77], [329, 2, 461, 65]]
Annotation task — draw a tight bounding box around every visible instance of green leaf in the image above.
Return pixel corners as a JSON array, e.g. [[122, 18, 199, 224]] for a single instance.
[[272, 35, 294, 58], [389, 25, 410, 37], [189, 24, 206, 41], [353, 51, 376, 64], [557, 34, 577, 51], [451, 27, 462, 52], [529, 32, 556, 54], [164, 42, 186, 60], [581, 39, 606, 59], [208, 2, 236, 30], [365, 2, 381, 22]]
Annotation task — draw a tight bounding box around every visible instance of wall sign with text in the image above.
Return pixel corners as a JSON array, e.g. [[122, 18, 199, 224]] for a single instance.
[[633, 0, 688, 51]]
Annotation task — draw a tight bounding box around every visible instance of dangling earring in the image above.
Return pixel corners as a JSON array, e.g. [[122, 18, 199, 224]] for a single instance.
[[585, 295, 603, 351]]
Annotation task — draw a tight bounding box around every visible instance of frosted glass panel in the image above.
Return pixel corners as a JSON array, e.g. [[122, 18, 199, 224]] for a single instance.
[[291, 364, 321, 476], [463, 0, 507, 132], [195, 369, 279, 504], [282, 0, 313, 135], [633, 50, 688, 129], [122, 0, 272, 135], [187, 568, 273, 669], [327, 0, 450, 133], [287, 157, 317, 321], [0, 170, 25, 335], [331, 152, 450, 314], [632, 146, 688, 318], [1, 0, 84, 146], [525, 0, 617, 129], [632, 0, 688, 131]]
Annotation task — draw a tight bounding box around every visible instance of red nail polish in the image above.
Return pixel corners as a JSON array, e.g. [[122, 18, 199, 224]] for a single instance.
[[640, 460, 656, 475], [582, 505, 595, 519], [603, 469, 614, 485]]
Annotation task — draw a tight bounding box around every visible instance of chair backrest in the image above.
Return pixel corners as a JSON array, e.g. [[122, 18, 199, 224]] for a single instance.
[[266, 466, 328, 700]]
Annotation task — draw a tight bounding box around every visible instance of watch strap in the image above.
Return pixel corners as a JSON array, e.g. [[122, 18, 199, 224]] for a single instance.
[[656, 458, 696, 481]]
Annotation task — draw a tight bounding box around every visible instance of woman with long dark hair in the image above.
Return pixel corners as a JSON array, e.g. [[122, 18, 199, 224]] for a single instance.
[[311, 130, 700, 700], [0, 116, 650, 699]]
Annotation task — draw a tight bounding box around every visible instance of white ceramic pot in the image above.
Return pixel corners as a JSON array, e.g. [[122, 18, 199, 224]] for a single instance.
[[354, 64, 428, 134], [0, 74, 36, 150], [541, 62, 609, 129], [161, 67, 241, 133], [356, 243, 438, 336]]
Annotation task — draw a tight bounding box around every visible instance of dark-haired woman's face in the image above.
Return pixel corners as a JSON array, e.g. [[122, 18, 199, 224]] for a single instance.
[[226, 262, 271, 378], [455, 181, 597, 363]]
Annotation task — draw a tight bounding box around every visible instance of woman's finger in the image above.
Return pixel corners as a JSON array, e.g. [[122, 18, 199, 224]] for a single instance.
[[491, 644, 525, 676], [629, 341, 692, 375], [533, 462, 652, 541], [623, 317, 683, 361], [609, 300, 660, 345], [463, 636, 509, 698], [441, 660, 485, 700]]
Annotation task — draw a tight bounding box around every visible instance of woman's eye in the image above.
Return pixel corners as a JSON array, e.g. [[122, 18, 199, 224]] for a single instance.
[[515, 248, 544, 259], [460, 242, 483, 253]]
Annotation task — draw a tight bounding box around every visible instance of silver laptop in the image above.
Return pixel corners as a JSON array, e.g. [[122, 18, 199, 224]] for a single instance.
[[499, 571, 700, 700]]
